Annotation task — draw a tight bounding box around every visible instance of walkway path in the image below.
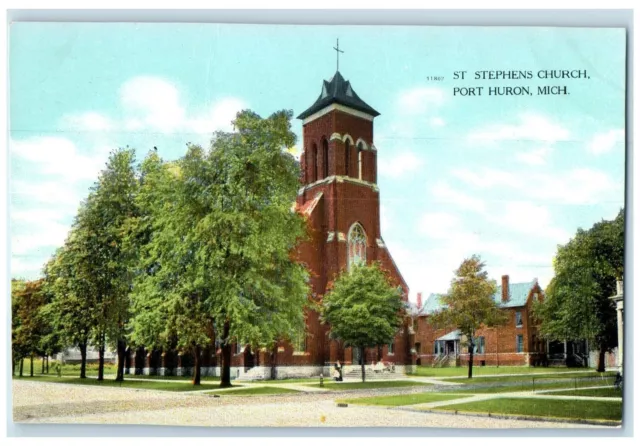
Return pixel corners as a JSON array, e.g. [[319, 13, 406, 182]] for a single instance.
[[12, 380, 603, 428]]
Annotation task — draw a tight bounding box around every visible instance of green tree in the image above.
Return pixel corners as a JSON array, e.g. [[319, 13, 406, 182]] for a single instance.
[[430, 255, 507, 379], [13, 279, 48, 377], [321, 263, 404, 382], [11, 278, 27, 376], [42, 242, 97, 379], [535, 209, 623, 372], [72, 147, 139, 381], [129, 110, 309, 387]]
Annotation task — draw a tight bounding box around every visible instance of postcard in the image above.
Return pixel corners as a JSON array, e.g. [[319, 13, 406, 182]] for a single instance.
[[9, 23, 626, 428]]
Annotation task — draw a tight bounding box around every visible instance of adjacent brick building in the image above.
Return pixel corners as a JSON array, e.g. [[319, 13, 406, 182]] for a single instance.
[[410, 275, 547, 367]]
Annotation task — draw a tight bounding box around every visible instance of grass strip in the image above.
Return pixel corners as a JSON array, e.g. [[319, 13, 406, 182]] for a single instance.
[[436, 397, 622, 421], [338, 392, 468, 406], [13, 375, 212, 392], [542, 387, 622, 398], [409, 366, 595, 378], [206, 386, 301, 396], [306, 380, 429, 390]]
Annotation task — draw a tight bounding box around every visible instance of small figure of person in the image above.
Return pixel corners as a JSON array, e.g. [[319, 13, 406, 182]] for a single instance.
[[334, 360, 343, 382]]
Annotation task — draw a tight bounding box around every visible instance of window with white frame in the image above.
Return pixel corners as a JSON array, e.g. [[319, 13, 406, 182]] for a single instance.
[[347, 223, 367, 270], [236, 341, 244, 355], [515, 311, 523, 327], [388, 341, 395, 355], [516, 335, 524, 353]]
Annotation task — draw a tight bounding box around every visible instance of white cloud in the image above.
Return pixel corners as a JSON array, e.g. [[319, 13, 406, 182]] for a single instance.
[[468, 113, 570, 144], [451, 167, 519, 189], [60, 112, 114, 132], [10, 257, 47, 278], [378, 152, 424, 178], [528, 168, 619, 205], [120, 76, 187, 133], [451, 166, 619, 206], [515, 146, 551, 165], [187, 98, 246, 135], [430, 117, 445, 127], [418, 212, 465, 239], [431, 181, 486, 213], [397, 87, 446, 115], [490, 201, 570, 243], [10, 137, 110, 183], [588, 129, 624, 155]]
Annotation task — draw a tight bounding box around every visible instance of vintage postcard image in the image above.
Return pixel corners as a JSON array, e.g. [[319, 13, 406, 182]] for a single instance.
[[9, 23, 626, 428]]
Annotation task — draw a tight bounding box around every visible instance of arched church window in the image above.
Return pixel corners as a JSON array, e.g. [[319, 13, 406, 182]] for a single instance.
[[309, 143, 317, 183], [345, 140, 351, 177], [357, 142, 364, 180], [322, 138, 329, 179], [348, 223, 367, 270]]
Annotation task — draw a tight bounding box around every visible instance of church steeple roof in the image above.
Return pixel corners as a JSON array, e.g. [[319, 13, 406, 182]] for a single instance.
[[297, 71, 380, 120]]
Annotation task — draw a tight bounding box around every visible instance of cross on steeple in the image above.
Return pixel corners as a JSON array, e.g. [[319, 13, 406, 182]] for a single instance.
[[333, 38, 344, 71]]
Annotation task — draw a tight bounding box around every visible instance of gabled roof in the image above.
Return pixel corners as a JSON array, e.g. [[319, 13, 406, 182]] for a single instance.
[[297, 71, 380, 120], [417, 280, 539, 315], [296, 192, 323, 217], [493, 280, 538, 308]]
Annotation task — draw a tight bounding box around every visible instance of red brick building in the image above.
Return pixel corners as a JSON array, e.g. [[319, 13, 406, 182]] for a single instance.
[[411, 275, 547, 367], [126, 71, 413, 379]]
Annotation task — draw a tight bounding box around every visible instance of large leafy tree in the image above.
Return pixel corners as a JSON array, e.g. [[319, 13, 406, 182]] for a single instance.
[[12, 279, 48, 377], [129, 110, 309, 387], [42, 242, 98, 379], [11, 279, 27, 376], [321, 263, 404, 382], [72, 148, 139, 381], [535, 209, 623, 372], [430, 255, 507, 379]]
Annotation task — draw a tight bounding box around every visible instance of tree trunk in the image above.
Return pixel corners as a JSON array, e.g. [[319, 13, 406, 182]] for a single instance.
[[46, 355, 49, 374], [192, 345, 201, 386], [19, 358, 24, 377], [468, 343, 474, 379], [11, 353, 15, 376], [98, 334, 105, 381], [115, 339, 126, 382], [360, 347, 366, 382], [270, 344, 278, 380], [41, 356, 45, 374], [30, 353, 34, 377], [79, 342, 88, 379], [597, 345, 606, 372], [220, 320, 232, 388]]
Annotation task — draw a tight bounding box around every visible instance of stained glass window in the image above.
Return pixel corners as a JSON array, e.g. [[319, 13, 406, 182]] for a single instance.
[[348, 223, 367, 270]]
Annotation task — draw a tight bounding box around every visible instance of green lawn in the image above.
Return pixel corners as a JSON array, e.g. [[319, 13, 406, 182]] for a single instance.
[[13, 375, 215, 392], [410, 366, 593, 378], [338, 392, 468, 406], [306, 380, 430, 390], [544, 387, 623, 398], [437, 397, 622, 421], [444, 372, 615, 384], [14, 359, 118, 377], [444, 380, 617, 395], [206, 386, 301, 396]]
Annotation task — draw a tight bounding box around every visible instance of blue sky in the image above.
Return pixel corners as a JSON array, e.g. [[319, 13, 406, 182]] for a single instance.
[[9, 23, 626, 300]]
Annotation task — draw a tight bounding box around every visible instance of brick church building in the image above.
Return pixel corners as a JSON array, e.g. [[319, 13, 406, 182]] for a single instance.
[[125, 70, 414, 379]]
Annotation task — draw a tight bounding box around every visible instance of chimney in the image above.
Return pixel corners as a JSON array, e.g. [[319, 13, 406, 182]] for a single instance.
[[417, 292, 423, 309], [501, 275, 509, 302]]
